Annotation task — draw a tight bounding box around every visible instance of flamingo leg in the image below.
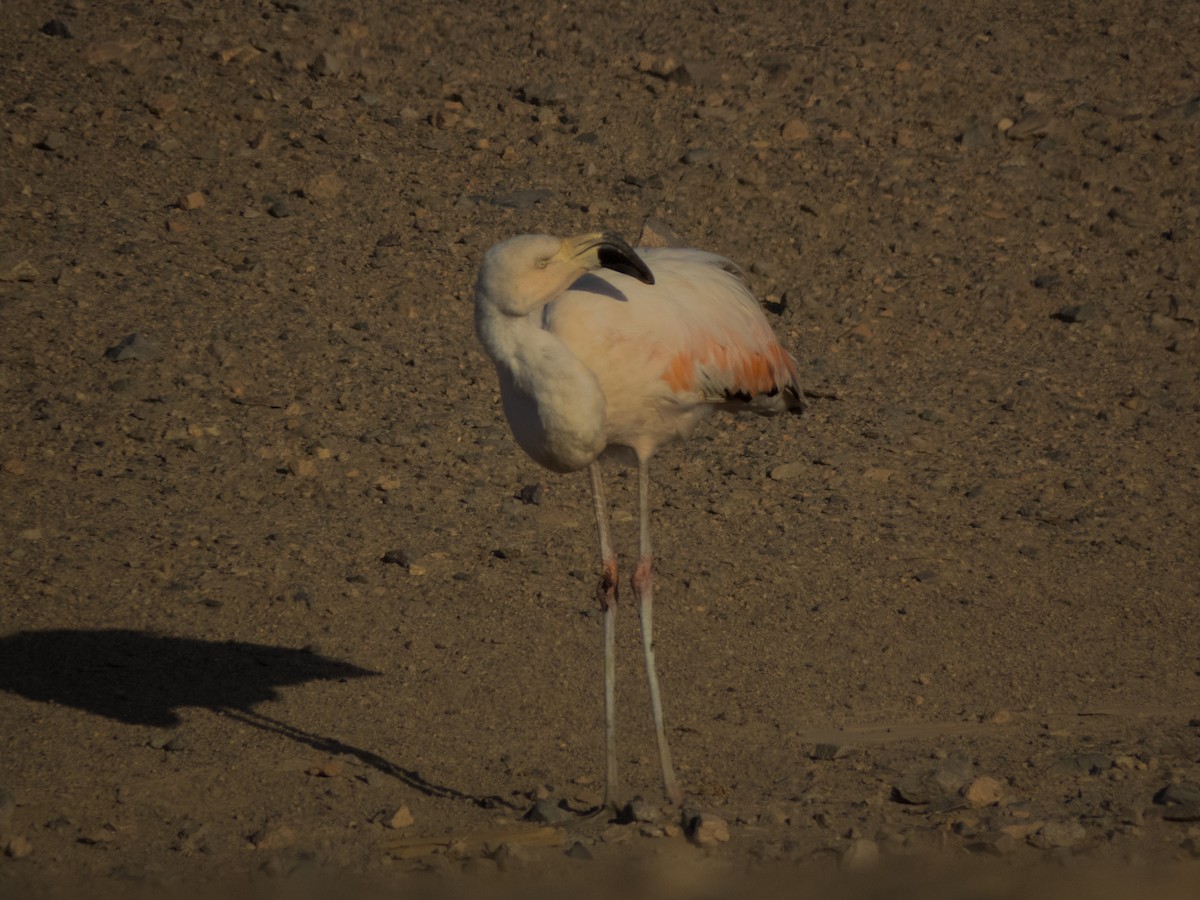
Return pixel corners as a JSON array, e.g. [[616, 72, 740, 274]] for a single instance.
[[589, 461, 619, 810], [632, 458, 683, 807]]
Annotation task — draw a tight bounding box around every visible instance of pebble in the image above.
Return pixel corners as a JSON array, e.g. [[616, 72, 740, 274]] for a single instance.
[[35, 131, 69, 153], [41, 19, 73, 38], [492, 841, 535, 872], [1154, 782, 1200, 821], [1148, 313, 1178, 335], [4, 835, 32, 859], [893, 753, 974, 805], [811, 742, 854, 761], [1006, 110, 1054, 140], [1054, 752, 1112, 775], [1053, 303, 1094, 323], [387, 804, 415, 829], [487, 188, 553, 209], [250, 823, 296, 850], [303, 172, 345, 203], [517, 82, 568, 107], [673, 60, 724, 89], [147, 93, 179, 116], [288, 458, 318, 478], [517, 484, 542, 505], [1031, 819, 1087, 849], [768, 461, 806, 481], [958, 118, 992, 148], [621, 798, 659, 823], [681, 147, 713, 166], [177, 191, 205, 210], [305, 758, 344, 777], [963, 776, 1005, 808], [565, 840, 592, 860], [637, 218, 686, 248], [780, 118, 811, 142], [841, 838, 879, 870], [0, 253, 38, 282], [525, 798, 571, 825], [268, 199, 293, 218], [104, 333, 162, 362], [682, 809, 729, 847], [382, 548, 413, 566]]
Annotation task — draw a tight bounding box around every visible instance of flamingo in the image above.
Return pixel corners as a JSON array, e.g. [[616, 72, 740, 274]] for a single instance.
[[473, 231, 804, 810]]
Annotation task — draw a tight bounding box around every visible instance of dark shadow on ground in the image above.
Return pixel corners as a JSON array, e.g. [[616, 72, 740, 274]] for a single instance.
[[0, 628, 372, 727], [0, 628, 516, 809]]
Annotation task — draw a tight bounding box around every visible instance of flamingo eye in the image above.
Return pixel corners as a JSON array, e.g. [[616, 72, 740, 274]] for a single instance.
[[536, 257, 550, 269]]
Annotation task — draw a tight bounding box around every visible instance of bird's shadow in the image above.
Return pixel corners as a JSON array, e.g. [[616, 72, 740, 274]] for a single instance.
[[570, 273, 631, 302], [0, 628, 515, 809]]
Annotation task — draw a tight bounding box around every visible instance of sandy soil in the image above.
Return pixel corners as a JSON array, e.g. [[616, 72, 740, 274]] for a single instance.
[[2, 0, 1199, 895]]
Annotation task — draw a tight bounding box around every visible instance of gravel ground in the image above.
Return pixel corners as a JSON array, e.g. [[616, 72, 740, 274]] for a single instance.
[[2, 0, 1199, 895]]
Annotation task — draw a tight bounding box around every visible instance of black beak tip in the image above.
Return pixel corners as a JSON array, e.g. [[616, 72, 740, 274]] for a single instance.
[[597, 240, 655, 285]]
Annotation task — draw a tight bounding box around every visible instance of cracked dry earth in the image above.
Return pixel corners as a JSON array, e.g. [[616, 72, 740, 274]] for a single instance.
[[2, 0, 1200, 896]]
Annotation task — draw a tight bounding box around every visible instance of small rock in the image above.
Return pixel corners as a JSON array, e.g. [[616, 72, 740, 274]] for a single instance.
[[1006, 110, 1054, 140], [681, 147, 713, 166], [493, 841, 535, 872], [621, 798, 659, 823], [672, 60, 724, 88], [769, 461, 806, 481], [1054, 753, 1112, 776], [4, 835, 32, 859], [637, 218, 686, 248], [312, 50, 345, 76], [1032, 819, 1087, 849], [147, 93, 179, 116], [104, 333, 162, 362], [288, 459, 318, 478], [811, 743, 854, 761], [1052, 303, 1094, 323], [41, 19, 73, 38], [488, 188, 553, 209], [250, 823, 296, 851], [0, 253, 38, 282], [177, 191, 205, 210], [382, 548, 413, 567], [565, 840, 592, 860], [525, 799, 571, 825], [268, 199, 293, 218], [841, 838, 879, 870], [78, 826, 117, 845], [958, 118, 992, 148], [517, 484, 542, 505], [387, 804, 414, 829], [517, 82, 568, 107], [1154, 782, 1200, 821], [963, 776, 1005, 808], [1148, 313, 1179, 334], [303, 172, 346, 203], [682, 809, 729, 847], [35, 131, 68, 153], [780, 118, 811, 142], [305, 758, 344, 778]]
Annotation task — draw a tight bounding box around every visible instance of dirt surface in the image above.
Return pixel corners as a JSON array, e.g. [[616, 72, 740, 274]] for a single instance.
[[2, 0, 1200, 895]]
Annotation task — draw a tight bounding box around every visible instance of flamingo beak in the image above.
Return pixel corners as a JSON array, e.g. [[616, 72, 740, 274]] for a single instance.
[[567, 232, 655, 285]]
